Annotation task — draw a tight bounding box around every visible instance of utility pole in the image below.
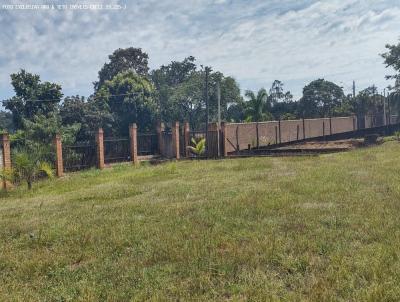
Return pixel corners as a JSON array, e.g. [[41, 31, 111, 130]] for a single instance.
[[353, 80, 356, 99], [205, 66, 211, 157], [217, 81, 221, 157], [383, 89, 387, 125]]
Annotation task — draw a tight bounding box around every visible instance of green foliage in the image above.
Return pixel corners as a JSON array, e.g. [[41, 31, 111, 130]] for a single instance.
[[244, 88, 273, 122], [0, 111, 14, 132], [10, 113, 80, 164], [186, 137, 206, 155], [280, 113, 297, 120], [382, 39, 400, 91], [350, 86, 384, 116], [95, 47, 150, 91], [96, 71, 157, 135], [394, 131, 400, 141], [152, 57, 243, 129], [5, 149, 53, 190], [60, 95, 113, 141], [3, 69, 62, 129], [298, 79, 345, 118], [268, 80, 297, 119]]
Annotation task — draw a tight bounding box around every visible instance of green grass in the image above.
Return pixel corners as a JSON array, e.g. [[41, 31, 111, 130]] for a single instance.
[[1, 142, 400, 301]]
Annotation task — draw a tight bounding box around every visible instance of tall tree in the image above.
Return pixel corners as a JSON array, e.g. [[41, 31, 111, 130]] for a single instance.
[[244, 88, 272, 122], [151, 56, 198, 124], [382, 39, 400, 92], [268, 80, 295, 119], [0, 111, 14, 132], [298, 79, 345, 118], [351, 86, 384, 116], [95, 48, 150, 91], [95, 71, 157, 136], [151, 57, 242, 129], [3, 70, 62, 129], [60, 95, 113, 141]]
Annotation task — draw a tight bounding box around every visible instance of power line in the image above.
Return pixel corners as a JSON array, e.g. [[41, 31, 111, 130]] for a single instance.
[[0, 92, 143, 105]]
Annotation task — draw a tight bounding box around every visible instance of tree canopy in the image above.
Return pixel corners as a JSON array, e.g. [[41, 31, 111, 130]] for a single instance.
[[4, 69, 62, 129], [298, 79, 345, 118], [95, 47, 150, 91], [382, 39, 400, 91]]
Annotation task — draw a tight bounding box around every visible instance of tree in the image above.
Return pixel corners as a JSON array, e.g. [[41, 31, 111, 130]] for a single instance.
[[1, 149, 53, 190], [151, 56, 198, 124], [95, 48, 150, 91], [268, 80, 295, 119], [151, 57, 242, 129], [0, 111, 14, 132], [10, 113, 80, 164], [95, 71, 157, 136], [168, 71, 205, 129], [382, 40, 400, 92], [208, 72, 242, 122], [298, 79, 345, 118], [351, 86, 384, 116], [244, 88, 272, 122], [3, 70, 62, 129], [60, 95, 113, 141], [226, 99, 247, 122]]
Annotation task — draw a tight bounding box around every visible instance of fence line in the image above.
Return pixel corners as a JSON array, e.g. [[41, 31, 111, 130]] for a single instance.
[[2, 114, 400, 187]]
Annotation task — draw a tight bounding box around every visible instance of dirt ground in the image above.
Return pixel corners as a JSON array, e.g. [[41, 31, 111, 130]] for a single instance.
[[277, 139, 365, 150]]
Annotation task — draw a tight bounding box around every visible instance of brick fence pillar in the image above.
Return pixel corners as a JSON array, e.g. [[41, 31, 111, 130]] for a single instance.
[[184, 121, 190, 157], [172, 121, 180, 160], [156, 121, 164, 155], [221, 122, 228, 157], [96, 128, 104, 169], [129, 123, 138, 165], [1, 133, 12, 190], [54, 134, 63, 177]]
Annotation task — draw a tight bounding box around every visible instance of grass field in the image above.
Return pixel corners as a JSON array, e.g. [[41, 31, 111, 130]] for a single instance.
[[1, 142, 400, 301]]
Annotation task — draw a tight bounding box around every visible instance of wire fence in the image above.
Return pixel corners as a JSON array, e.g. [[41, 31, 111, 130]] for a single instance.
[[104, 137, 131, 164], [138, 133, 158, 156], [63, 142, 97, 172]]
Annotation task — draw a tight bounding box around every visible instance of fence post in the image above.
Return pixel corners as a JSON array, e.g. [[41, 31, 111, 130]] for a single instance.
[[1, 133, 12, 190], [54, 134, 64, 177], [302, 118, 306, 140], [329, 117, 332, 135], [278, 119, 281, 144], [156, 121, 164, 155], [296, 124, 299, 141], [184, 122, 190, 157], [172, 121, 180, 160], [256, 122, 259, 148], [96, 128, 104, 170], [235, 126, 239, 153], [129, 123, 138, 165], [322, 121, 325, 140], [221, 122, 228, 157]]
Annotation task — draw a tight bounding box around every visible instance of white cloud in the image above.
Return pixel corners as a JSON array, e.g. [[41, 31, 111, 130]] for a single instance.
[[0, 0, 399, 101]]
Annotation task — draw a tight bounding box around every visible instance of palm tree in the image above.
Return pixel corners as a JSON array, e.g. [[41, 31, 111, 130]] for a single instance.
[[245, 88, 272, 122], [186, 137, 206, 156], [1, 150, 53, 190]]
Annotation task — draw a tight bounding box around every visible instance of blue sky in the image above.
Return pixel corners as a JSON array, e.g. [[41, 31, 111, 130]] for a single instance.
[[0, 0, 399, 102]]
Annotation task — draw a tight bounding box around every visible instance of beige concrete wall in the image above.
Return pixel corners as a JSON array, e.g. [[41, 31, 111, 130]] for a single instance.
[[224, 116, 357, 153], [331, 116, 355, 134], [280, 120, 304, 143]]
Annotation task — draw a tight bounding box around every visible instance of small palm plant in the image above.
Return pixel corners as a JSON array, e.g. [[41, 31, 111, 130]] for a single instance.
[[186, 138, 206, 156], [1, 151, 54, 190], [394, 131, 400, 141]]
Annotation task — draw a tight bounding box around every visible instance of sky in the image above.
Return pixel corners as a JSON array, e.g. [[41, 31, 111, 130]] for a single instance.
[[0, 0, 399, 103]]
